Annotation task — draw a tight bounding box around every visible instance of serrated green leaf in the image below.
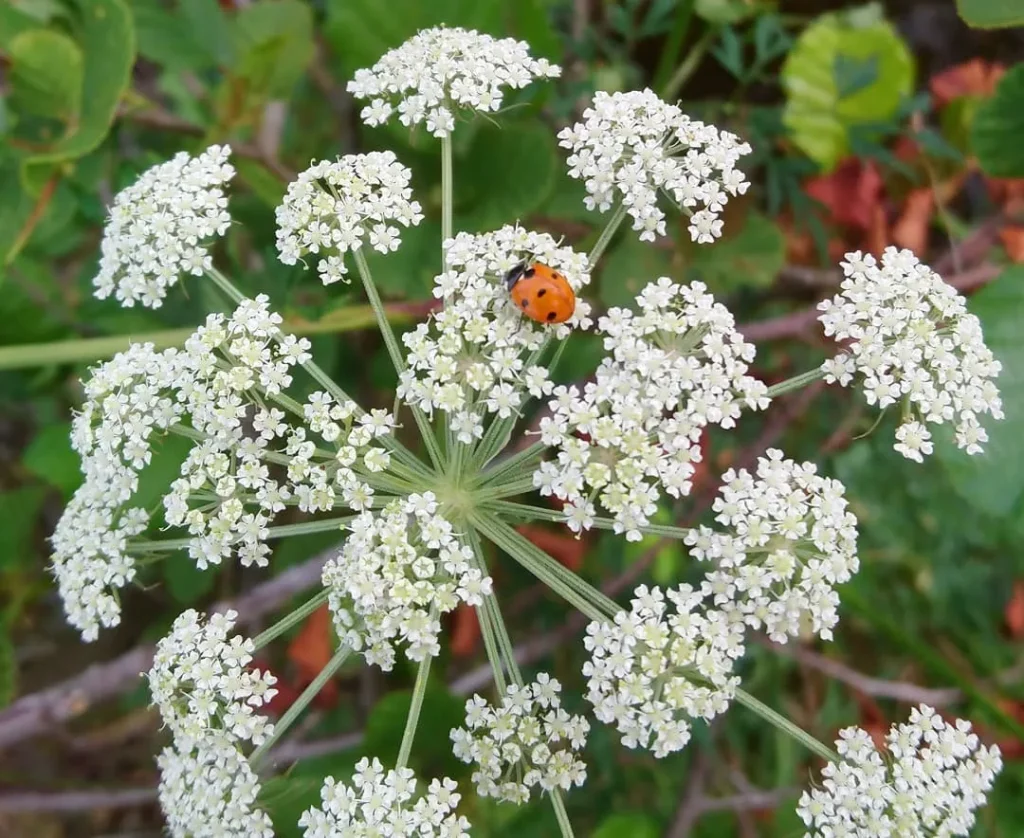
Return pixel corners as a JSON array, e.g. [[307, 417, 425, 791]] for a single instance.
[[8, 28, 83, 121], [682, 208, 784, 291], [956, 0, 1024, 28], [22, 421, 83, 497], [459, 122, 558, 232], [24, 0, 135, 166], [937, 267, 1024, 516], [593, 813, 660, 838], [233, 0, 314, 98], [781, 9, 914, 170], [971, 64, 1024, 179], [599, 235, 674, 310]]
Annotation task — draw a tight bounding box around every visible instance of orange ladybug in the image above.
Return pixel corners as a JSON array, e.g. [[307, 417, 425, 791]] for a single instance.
[[505, 262, 576, 324]]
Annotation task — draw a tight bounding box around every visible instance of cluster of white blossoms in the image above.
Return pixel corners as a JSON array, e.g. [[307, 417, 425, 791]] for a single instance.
[[275, 151, 423, 285], [323, 494, 492, 671], [158, 731, 273, 838], [798, 705, 1003, 836], [559, 89, 751, 243], [347, 26, 560, 137], [147, 609, 278, 747], [686, 449, 859, 643], [537, 278, 769, 540], [299, 759, 470, 837], [818, 248, 1003, 462], [399, 227, 592, 442], [451, 674, 589, 803], [583, 585, 745, 758], [93, 145, 234, 308]]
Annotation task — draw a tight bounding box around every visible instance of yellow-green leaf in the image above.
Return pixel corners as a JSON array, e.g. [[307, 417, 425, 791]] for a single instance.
[[956, 0, 1024, 28], [8, 28, 83, 121]]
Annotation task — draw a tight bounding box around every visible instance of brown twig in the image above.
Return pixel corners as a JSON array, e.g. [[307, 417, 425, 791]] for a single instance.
[[0, 787, 157, 813]]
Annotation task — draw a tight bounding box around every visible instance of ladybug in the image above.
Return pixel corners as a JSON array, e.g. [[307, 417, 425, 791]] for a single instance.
[[505, 262, 576, 325]]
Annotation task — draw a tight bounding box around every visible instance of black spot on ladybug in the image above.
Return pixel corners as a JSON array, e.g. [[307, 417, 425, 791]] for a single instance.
[[536, 288, 547, 297], [553, 272, 562, 279], [521, 299, 529, 308], [546, 311, 557, 321], [523, 267, 536, 278]]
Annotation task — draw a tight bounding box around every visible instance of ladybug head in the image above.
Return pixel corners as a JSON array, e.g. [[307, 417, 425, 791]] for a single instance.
[[504, 261, 531, 290]]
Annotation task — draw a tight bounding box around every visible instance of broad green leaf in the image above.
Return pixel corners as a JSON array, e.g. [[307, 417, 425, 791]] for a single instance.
[[0, 487, 46, 570], [8, 28, 83, 120], [459, 122, 558, 232], [133, 433, 194, 515], [0, 5, 45, 49], [956, 0, 1024, 27], [681, 208, 785, 291], [938, 267, 1024, 516], [599, 235, 675, 310], [180, 0, 233, 66], [593, 813, 660, 838], [130, 0, 217, 72], [0, 157, 35, 266], [22, 421, 83, 497], [359, 220, 441, 300], [233, 0, 314, 98], [163, 556, 215, 603], [971, 64, 1024, 178], [0, 626, 14, 709], [25, 0, 135, 165], [781, 7, 914, 170]]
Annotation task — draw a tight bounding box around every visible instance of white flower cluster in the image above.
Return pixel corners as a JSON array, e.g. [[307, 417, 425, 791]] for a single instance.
[[583, 585, 744, 758], [451, 674, 589, 803], [537, 278, 769, 541], [798, 705, 1003, 837], [559, 89, 751, 243], [275, 152, 423, 284], [93, 145, 234, 308], [323, 494, 492, 670], [400, 227, 592, 442], [686, 449, 859, 643], [818, 248, 1003, 462], [148, 609, 278, 748], [299, 759, 470, 837], [158, 731, 273, 838], [348, 26, 560, 137]]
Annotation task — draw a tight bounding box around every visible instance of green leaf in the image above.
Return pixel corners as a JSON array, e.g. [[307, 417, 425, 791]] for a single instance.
[[180, 0, 233, 67], [0, 5, 46, 49], [937, 267, 1024, 516], [0, 626, 15, 708], [24, 0, 135, 166], [695, 0, 770, 24], [0, 487, 46, 570], [599, 235, 675, 310], [359, 220, 441, 300], [971, 64, 1024, 179], [681, 208, 785, 292], [234, 157, 287, 207], [261, 774, 330, 838], [956, 0, 1024, 28], [8, 28, 84, 121], [22, 421, 83, 497], [459, 122, 558, 232], [133, 433, 194, 514], [0, 157, 35, 265], [781, 8, 914, 170], [232, 0, 314, 98], [130, 0, 217, 72], [593, 813, 661, 838], [163, 557, 215, 604]]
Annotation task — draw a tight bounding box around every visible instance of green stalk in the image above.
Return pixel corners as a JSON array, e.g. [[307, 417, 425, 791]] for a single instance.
[[252, 589, 332, 650], [441, 134, 453, 272], [653, 0, 694, 94], [587, 203, 628, 266], [129, 515, 357, 553], [484, 500, 697, 541], [396, 652, 434, 769], [466, 528, 508, 694], [474, 441, 548, 489], [475, 476, 538, 501], [550, 789, 576, 838], [250, 643, 352, 766], [661, 26, 719, 100], [733, 688, 840, 764], [766, 367, 826, 399]]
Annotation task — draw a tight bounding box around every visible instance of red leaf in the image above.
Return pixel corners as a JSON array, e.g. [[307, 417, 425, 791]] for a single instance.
[[1005, 581, 1024, 638], [805, 158, 884, 233], [930, 59, 1004, 107], [516, 524, 587, 571], [285, 604, 340, 709], [891, 188, 935, 255], [449, 604, 480, 658], [999, 227, 1024, 263]]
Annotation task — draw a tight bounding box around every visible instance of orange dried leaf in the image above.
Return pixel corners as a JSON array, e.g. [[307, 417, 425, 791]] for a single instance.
[[805, 158, 884, 233], [288, 603, 334, 681], [892, 188, 935, 254], [1000, 227, 1024, 263], [1005, 581, 1024, 637], [930, 59, 1005, 107], [450, 604, 480, 658]]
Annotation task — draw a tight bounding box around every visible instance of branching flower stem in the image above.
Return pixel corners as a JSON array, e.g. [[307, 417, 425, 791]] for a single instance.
[[587, 202, 628, 266], [765, 367, 826, 398], [441, 134, 453, 272], [732, 688, 840, 764], [129, 515, 358, 553], [396, 652, 434, 770], [484, 500, 697, 540]]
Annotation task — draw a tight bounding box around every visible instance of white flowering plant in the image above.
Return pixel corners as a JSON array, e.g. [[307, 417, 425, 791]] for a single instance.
[[45, 23, 1010, 838]]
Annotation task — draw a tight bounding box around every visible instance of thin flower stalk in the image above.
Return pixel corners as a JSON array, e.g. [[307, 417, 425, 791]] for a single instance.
[[396, 652, 434, 769]]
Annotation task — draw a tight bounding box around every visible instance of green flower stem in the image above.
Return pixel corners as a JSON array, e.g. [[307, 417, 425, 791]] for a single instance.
[[550, 789, 576, 838], [587, 203, 628, 266], [352, 249, 446, 473], [465, 528, 509, 694], [250, 642, 352, 766], [661, 26, 719, 100], [396, 652, 434, 770], [545, 337, 571, 381], [484, 500, 698, 541], [469, 412, 519, 473], [129, 515, 357, 553], [441, 134, 453, 272], [252, 588, 332, 650], [204, 266, 433, 481], [474, 476, 538, 501], [733, 688, 840, 764], [474, 441, 547, 489], [766, 367, 827, 399], [472, 512, 618, 623]]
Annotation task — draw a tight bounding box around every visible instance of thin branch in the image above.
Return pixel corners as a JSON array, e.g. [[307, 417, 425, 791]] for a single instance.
[[0, 787, 157, 813]]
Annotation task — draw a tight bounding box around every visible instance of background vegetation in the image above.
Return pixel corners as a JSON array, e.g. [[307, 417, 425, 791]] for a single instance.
[[2, 0, 1024, 835]]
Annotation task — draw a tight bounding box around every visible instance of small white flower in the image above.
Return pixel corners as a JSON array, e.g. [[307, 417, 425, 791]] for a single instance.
[[323, 497, 492, 671], [818, 247, 1003, 460], [94, 145, 234, 308], [583, 584, 744, 758], [687, 449, 860, 643], [348, 27, 560, 137], [797, 706, 1002, 837], [299, 759, 471, 836], [559, 89, 750, 243], [452, 675, 589, 802], [275, 152, 422, 284]]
